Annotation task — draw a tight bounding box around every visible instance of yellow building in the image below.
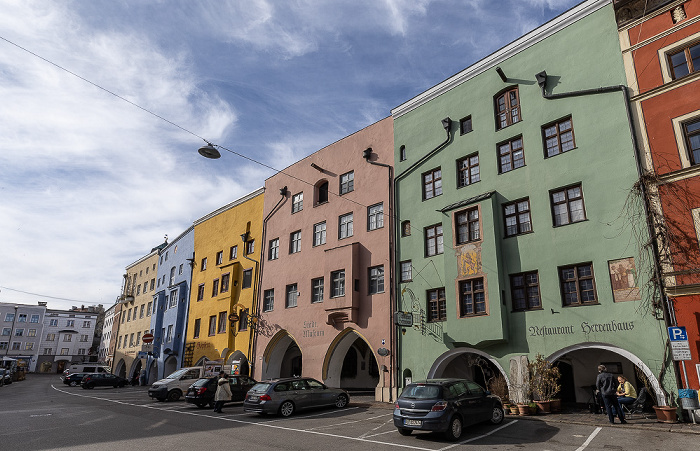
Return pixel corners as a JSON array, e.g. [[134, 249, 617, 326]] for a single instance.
[[112, 242, 165, 381], [184, 188, 264, 375]]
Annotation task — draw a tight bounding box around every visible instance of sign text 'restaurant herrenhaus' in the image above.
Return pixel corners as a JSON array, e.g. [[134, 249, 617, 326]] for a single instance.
[[529, 320, 634, 337]]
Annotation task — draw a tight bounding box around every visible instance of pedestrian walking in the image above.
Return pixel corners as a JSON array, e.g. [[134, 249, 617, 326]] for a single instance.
[[213, 372, 232, 413], [596, 364, 627, 424]]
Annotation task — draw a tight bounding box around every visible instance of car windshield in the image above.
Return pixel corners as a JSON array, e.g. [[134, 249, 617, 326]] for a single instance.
[[401, 384, 442, 399], [191, 378, 211, 387], [249, 383, 271, 393], [164, 369, 189, 379]]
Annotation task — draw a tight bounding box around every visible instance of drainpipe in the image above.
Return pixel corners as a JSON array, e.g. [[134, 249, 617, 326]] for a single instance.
[[363, 147, 395, 401], [535, 71, 681, 395], [391, 119, 453, 397]]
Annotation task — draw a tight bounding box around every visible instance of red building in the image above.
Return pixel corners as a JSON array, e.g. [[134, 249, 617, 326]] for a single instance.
[[616, 0, 700, 389]]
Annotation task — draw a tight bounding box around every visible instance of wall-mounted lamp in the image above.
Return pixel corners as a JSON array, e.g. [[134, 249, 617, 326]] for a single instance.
[[362, 147, 372, 160], [240, 232, 249, 243], [280, 186, 288, 196], [496, 66, 508, 83], [441, 117, 452, 131], [198, 143, 221, 159], [535, 71, 548, 88]]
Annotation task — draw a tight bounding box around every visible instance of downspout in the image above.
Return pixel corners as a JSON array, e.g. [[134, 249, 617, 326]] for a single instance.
[[363, 148, 395, 402], [250, 187, 288, 377], [535, 71, 680, 395], [391, 119, 453, 397]]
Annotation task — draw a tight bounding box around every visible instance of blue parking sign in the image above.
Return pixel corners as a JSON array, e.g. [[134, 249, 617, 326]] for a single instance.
[[668, 326, 688, 342]]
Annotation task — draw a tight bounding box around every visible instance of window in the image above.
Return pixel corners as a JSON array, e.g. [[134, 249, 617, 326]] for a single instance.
[[340, 171, 354, 195], [150, 279, 155, 290], [669, 41, 700, 79], [77, 347, 85, 355], [62, 333, 71, 341], [242, 269, 253, 289], [221, 273, 230, 293], [0, 342, 7, 350], [27, 329, 36, 337], [49, 319, 58, 326], [311, 278, 324, 303], [292, 192, 303, 213], [427, 288, 446, 322], [286, 284, 298, 308], [146, 301, 152, 316], [400, 145, 407, 162], [269, 238, 279, 260], [216, 251, 223, 265], [369, 266, 385, 294], [137, 285, 141, 295], [543, 117, 575, 157], [400, 261, 412, 282], [193, 318, 201, 338], [4, 313, 14, 322], [44, 348, 52, 355], [197, 284, 205, 301], [455, 207, 480, 244], [422, 167, 442, 200], [503, 199, 532, 237], [143, 281, 148, 293], [179, 264, 183, 275], [15, 329, 23, 337], [551, 184, 586, 226], [152, 302, 157, 314], [208, 316, 216, 336], [560, 263, 597, 306], [30, 314, 39, 323], [201, 257, 207, 270], [263, 289, 274, 312], [459, 278, 486, 316], [457, 154, 480, 187], [67, 320, 74, 327], [25, 342, 34, 351], [136, 332, 141, 345], [246, 239, 255, 255], [126, 310, 131, 322], [368, 203, 384, 231], [401, 220, 411, 237], [339, 213, 353, 239], [60, 348, 69, 355], [239, 309, 249, 331], [212, 279, 219, 297], [425, 224, 444, 256], [290, 230, 302, 253], [684, 118, 700, 165], [1, 328, 9, 336], [498, 136, 524, 173], [218, 311, 227, 333], [331, 270, 346, 297], [495, 87, 520, 130], [460, 116, 473, 135], [511, 271, 541, 311], [313, 222, 326, 246], [316, 181, 329, 204], [12, 342, 21, 351], [139, 304, 145, 318], [230, 245, 238, 260], [169, 291, 178, 308], [18, 314, 26, 322]]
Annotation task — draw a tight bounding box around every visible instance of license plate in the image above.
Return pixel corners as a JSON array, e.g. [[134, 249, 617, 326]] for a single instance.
[[248, 395, 259, 402], [404, 419, 422, 427]]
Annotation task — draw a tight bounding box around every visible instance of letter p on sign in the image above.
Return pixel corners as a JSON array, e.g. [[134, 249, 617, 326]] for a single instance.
[[668, 326, 687, 341]]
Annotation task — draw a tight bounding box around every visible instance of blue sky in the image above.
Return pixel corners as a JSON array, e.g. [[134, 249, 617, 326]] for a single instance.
[[0, 0, 582, 309]]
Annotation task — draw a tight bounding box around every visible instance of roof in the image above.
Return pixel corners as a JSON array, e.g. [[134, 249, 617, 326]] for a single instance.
[[440, 191, 495, 213]]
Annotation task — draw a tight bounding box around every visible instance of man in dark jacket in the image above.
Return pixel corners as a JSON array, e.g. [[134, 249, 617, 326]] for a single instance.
[[596, 365, 627, 424]]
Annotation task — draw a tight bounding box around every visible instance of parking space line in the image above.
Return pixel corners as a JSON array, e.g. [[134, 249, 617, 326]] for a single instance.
[[360, 420, 396, 439], [574, 427, 601, 451], [438, 419, 518, 451], [306, 413, 391, 430], [261, 406, 360, 423], [51, 385, 438, 451]]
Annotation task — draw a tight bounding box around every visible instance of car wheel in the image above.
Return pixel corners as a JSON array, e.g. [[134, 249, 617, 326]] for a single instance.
[[490, 405, 504, 425], [69, 381, 78, 387], [279, 401, 295, 417], [166, 390, 181, 402], [119, 382, 126, 388], [398, 428, 412, 436], [196, 403, 208, 409], [113, 384, 119, 388], [444, 416, 462, 441], [86, 383, 95, 389], [335, 394, 349, 408]]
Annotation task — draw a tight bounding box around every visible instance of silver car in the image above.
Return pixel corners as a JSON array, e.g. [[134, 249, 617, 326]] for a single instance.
[[243, 377, 349, 417]]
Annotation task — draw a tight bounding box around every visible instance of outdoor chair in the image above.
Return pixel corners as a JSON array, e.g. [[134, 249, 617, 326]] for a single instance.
[[621, 387, 650, 419]]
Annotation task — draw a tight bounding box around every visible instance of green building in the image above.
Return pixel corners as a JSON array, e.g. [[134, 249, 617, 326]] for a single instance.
[[392, 0, 675, 407]]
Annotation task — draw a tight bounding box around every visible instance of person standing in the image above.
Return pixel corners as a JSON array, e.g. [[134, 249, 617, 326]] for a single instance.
[[596, 365, 627, 424], [213, 372, 232, 413]]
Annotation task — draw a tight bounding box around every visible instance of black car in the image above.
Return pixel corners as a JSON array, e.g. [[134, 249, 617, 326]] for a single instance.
[[185, 375, 257, 408], [393, 379, 504, 441], [81, 373, 128, 389], [62, 372, 91, 386], [0, 369, 12, 386]]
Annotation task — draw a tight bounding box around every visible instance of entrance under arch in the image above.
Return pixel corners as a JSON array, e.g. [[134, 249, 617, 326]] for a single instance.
[[114, 359, 127, 379], [547, 342, 667, 406], [56, 360, 69, 374], [428, 348, 509, 391], [163, 356, 177, 379], [323, 329, 379, 391], [147, 360, 158, 384], [130, 359, 143, 385], [262, 331, 302, 380], [226, 350, 249, 376], [40, 361, 53, 373]]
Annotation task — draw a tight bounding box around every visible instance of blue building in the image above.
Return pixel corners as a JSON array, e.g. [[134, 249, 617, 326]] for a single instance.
[[147, 226, 194, 383]]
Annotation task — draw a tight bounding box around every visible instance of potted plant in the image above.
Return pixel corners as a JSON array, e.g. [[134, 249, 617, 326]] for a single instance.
[[527, 354, 561, 414], [509, 404, 519, 415], [528, 401, 538, 415], [636, 367, 678, 423], [487, 374, 510, 412]]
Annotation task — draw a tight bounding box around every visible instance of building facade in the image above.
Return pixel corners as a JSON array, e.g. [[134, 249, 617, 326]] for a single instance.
[[184, 188, 265, 374], [255, 118, 395, 401], [615, 0, 700, 389], [1, 302, 46, 372], [98, 302, 117, 367], [393, 0, 675, 406], [148, 225, 194, 382], [36, 305, 102, 373]]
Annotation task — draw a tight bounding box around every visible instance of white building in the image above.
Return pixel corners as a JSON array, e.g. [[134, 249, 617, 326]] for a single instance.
[[0, 302, 47, 372], [98, 302, 118, 367]]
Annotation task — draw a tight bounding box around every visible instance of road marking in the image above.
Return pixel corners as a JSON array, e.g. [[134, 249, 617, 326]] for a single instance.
[[261, 407, 360, 423], [362, 428, 397, 439], [438, 420, 518, 451], [358, 418, 395, 438], [29, 414, 52, 417], [305, 413, 390, 430], [51, 385, 437, 451], [574, 427, 601, 451]]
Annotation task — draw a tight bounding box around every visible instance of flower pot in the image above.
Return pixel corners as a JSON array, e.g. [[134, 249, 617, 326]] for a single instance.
[[653, 406, 678, 423], [517, 404, 531, 416], [529, 405, 538, 415], [535, 400, 551, 414], [549, 398, 561, 413], [509, 405, 519, 415]]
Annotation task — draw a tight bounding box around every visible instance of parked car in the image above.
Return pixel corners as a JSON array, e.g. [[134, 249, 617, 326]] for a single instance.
[[393, 379, 504, 441], [149, 367, 205, 402], [0, 368, 12, 385], [62, 364, 110, 377], [81, 373, 128, 389], [185, 375, 257, 408], [243, 377, 349, 417], [61, 372, 91, 386]]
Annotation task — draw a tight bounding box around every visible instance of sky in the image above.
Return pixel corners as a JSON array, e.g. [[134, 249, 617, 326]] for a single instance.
[[0, 0, 582, 310]]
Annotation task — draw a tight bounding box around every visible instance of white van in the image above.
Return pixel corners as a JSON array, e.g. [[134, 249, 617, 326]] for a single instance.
[[62, 364, 110, 377], [148, 367, 204, 402]]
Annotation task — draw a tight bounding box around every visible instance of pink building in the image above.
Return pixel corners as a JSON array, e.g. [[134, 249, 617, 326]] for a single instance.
[[254, 117, 395, 401]]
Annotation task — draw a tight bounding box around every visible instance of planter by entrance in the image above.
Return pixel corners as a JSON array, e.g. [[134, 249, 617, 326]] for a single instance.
[[535, 400, 551, 414], [509, 405, 519, 415], [517, 404, 531, 416], [549, 398, 561, 412], [652, 406, 678, 423]]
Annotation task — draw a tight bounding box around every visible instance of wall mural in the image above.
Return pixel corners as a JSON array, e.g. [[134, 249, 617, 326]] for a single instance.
[[608, 257, 641, 302]]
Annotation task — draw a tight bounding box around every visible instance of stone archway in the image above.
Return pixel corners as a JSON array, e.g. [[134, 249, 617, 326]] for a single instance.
[[114, 359, 127, 379], [262, 330, 302, 380], [147, 359, 158, 384], [547, 342, 667, 406], [163, 356, 177, 379], [323, 328, 379, 391], [226, 350, 249, 376], [428, 347, 510, 391]]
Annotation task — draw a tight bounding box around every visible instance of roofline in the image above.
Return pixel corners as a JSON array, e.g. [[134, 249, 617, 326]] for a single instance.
[[160, 225, 195, 253], [125, 247, 160, 270], [391, 0, 609, 118], [193, 187, 265, 226]]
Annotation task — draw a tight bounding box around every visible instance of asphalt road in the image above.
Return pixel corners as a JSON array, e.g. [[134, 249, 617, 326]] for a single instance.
[[1, 375, 697, 450]]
